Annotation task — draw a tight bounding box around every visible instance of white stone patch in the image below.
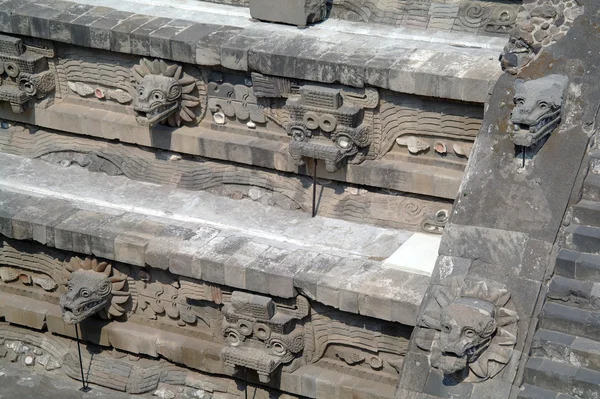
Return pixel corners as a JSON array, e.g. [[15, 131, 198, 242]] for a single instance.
[[382, 233, 441, 276]]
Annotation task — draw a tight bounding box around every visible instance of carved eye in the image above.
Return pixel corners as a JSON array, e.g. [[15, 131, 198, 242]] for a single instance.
[[464, 329, 475, 338], [80, 289, 91, 298], [68, 284, 73, 292], [514, 97, 525, 106], [152, 91, 164, 101], [538, 101, 549, 109], [138, 88, 144, 96]]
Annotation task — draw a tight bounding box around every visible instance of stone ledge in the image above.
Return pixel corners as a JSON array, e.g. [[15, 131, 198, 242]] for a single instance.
[[0, 154, 430, 326], [0, 103, 464, 200], [0, 298, 396, 399], [0, 0, 503, 103]]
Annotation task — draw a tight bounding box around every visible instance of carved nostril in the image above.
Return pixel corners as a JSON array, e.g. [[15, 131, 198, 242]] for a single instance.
[[63, 306, 73, 313]]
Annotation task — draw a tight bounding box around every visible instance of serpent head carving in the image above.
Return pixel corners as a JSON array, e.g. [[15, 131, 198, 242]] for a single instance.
[[60, 257, 130, 324]]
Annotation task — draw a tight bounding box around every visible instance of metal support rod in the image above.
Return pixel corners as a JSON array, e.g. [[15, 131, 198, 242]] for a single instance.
[[312, 159, 318, 217], [75, 325, 91, 392], [244, 368, 248, 399]]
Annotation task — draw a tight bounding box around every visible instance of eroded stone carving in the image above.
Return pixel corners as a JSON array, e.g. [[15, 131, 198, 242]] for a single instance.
[[306, 304, 410, 384], [286, 85, 378, 172], [0, 34, 55, 113], [60, 257, 132, 324], [221, 292, 309, 382], [415, 279, 518, 382], [510, 74, 568, 148], [329, 0, 520, 33], [133, 58, 205, 128], [420, 209, 449, 235]]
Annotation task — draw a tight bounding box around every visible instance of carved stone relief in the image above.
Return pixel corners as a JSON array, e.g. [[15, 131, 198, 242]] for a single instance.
[[60, 257, 134, 324], [55, 47, 208, 128], [0, 322, 248, 397], [133, 58, 206, 127], [509, 74, 568, 149], [56, 45, 136, 104], [329, 0, 521, 33], [414, 279, 518, 382], [221, 292, 309, 382], [0, 34, 55, 113], [306, 304, 410, 385]]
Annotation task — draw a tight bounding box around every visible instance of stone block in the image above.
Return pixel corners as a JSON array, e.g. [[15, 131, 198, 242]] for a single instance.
[[169, 226, 220, 279], [181, 337, 224, 374], [539, 302, 588, 338], [338, 260, 381, 314], [293, 252, 341, 301], [149, 19, 195, 60], [0, 192, 37, 239], [114, 233, 149, 266], [130, 17, 172, 56], [555, 249, 579, 279], [576, 253, 600, 283], [170, 23, 219, 64], [194, 236, 251, 286], [0, 293, 49, 330], [223, 240, 270, 290], [423, 370, 473, 398], [48, 3, 94, 43], [10, 2, 72, 38], [397, 351, 430, 393], [440, 224, 529, 267], [195, 26, 242, 66], [243, 246, 291, 296], [300, 366, 322, 398], [106, 322, 160, 357], [88, 10, 135, 50], [0, 0, 25, 33], [221, 29, 271, 71], [110, 14, 155, 54], [249, 0, 326, 27]]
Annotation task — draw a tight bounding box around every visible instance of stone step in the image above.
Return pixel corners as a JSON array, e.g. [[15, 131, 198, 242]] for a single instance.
[[554, 249, 600, 283], [583, 173, 600, 202], [532, 329, 600, 372], [547, 275, 600, 311], [573, 200, 600, 228], [538, 302, 600, 342], [524, 356, 600, 399], [517, 384, 577, 399], [565, 224, 600, 255]]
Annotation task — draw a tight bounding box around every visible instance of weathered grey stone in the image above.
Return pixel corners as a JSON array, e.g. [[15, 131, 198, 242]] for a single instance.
[[195, 25, 242, 66], [221, 29, 271, 71], [555, 249, 579, 279], [294, 252, 341, 301], [576, 253, 600, 283], [170, 23, 219, 64], [88, 10, 135, 50], [149, 19, 195, 60], [114, 233, 148, 266], [110, 14, 155, 54], [248, 0, 326, 27], [129, 16, 172, 56], [440, 224, 529, 267]]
